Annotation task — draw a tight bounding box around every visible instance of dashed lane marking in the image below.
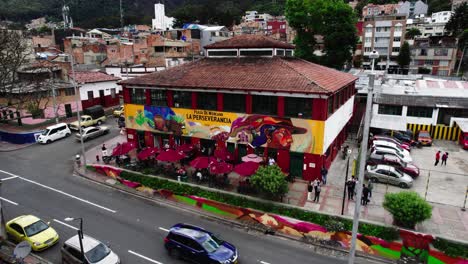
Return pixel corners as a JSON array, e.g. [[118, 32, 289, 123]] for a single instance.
[[128, 250, 164, 264], [0, 176, 18, 181], [53, 219, 79, 231], [158, 227, 169, 232], [0, 169, 116, 213], [0, 197, 18, 205]]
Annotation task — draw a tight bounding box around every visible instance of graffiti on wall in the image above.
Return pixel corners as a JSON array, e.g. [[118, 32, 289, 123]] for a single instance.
[[125, 104, 324, 154]]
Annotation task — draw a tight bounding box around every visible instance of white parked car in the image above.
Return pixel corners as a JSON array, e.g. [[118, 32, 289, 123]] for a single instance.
[[371, 141, 412, 163], [61, 234, 120, 264], [370, 146, 413, 163], [37, 123, 71, 144]]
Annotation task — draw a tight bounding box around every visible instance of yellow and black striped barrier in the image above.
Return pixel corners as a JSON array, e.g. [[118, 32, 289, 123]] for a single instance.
[[407, 123, 461, 141]]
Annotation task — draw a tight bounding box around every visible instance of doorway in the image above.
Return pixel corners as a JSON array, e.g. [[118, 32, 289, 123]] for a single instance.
[[99, 90, 105, 107]]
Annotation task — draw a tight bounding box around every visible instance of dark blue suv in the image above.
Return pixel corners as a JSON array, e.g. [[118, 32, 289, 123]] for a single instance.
[[164, 223, 238, 264]]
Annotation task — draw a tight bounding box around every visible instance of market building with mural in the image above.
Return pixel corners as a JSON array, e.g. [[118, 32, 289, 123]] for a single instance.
[[120, 35, 357, 181]]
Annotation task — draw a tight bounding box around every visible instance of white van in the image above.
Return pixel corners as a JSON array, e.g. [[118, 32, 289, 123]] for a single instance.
[[37, 123, 71, 144], [372, 140, 412, 161]]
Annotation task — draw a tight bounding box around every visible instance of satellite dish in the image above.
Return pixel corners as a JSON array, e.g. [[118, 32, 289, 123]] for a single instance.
[[13, 241, 31, 259]]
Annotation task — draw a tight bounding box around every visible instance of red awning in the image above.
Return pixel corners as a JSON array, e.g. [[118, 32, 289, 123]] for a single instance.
[[214, 148, 234, 161], [156, 149, 185, 162], [176, 143, 195, 153], [233, 161, 260, 177], [209, 162, 233, 175], [190, 156, 216, 169], [112, 142, 136, 156], [137, 147, 160, 160]]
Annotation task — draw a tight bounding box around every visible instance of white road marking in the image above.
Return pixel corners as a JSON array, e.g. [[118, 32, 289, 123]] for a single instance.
[[53, 219, 79, 231], [128, 250, 164, 264], [158, 227, 169, 232], [0, 197, 18, 205], [0, 169, 116, 213], [1, 176, 18, 181], [259, 261, 271, 264]]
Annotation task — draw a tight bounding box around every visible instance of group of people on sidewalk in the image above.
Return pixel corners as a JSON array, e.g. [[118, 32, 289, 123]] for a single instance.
[[346, 176, 373, 206], [307, 166, 328, 203]]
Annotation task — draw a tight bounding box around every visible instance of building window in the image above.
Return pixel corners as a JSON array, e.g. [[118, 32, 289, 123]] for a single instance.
[[378, 104, 402, 115], [207, 50, 237, 57], [196, 92, 217, 110], [365, 27, 373, 33], [328, 96, 334, 115], [394, 26, 402, 32], [87, 91, 94, 99], [437, 70, 449, 76], [420, 49, 427, 56], [365, 37, 372, 43], [130, 88, 145, 105], [252, 95, 277, 115], [223, 93, 245, 113], [64, 88, 75, 96], [393, 37, 401, 42], [239, 50, 273, 57], [150, 90, 167, 106], [284, 97, 312, 118], [173, 91, 191, 108], [392, 47, 400, 52], [365, 47, 372, 52], [434, 48, 448, 56], [424, 60, 433, 65], [276, 49, 285, 56], [285, 50, 293, 57], [407, 106, 433, 118]]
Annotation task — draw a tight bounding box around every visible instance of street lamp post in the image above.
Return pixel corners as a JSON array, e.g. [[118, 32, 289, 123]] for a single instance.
[[348, 50, 379, 264], [64, 217, 85, 263]]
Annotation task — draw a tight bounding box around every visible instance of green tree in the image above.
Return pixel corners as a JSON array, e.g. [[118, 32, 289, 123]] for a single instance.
[[397, 41, 411, 72], [405, 28, 422, 40], [250, 165, 288, 200], [286, 0, 357, 69], [445, 2, 468, 37], [383, 191, 432, 229], [428, 0, 452, 14]]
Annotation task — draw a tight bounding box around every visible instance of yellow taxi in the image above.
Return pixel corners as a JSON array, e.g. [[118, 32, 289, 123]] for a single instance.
[[6, 215, 59, 251], [113, 105, 124, 117]]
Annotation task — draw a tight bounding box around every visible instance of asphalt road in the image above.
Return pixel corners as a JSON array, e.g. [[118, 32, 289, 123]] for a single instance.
[[0, 119, 352, 264]]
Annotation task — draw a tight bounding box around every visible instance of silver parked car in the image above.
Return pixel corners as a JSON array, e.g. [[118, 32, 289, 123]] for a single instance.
[[365, 164, 413, 188], [61, 234, 120, 264], [75, 126, 109, 142]]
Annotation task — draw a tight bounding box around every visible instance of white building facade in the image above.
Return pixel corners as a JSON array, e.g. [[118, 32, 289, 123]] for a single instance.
[[152, 3, 175, 31]]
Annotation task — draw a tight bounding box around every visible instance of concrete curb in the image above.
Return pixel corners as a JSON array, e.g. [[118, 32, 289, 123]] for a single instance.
[[73, 166, 395, 264], [0, 142, 36, 152]]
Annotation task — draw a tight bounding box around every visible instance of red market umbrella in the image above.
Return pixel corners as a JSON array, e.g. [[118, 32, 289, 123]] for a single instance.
[[156, 149, 185, 162], [241, 154, 263, 163], [214, 148, 234, 161], [137, 147, 160, 160], [209, 162, 233, 175], [176, 143, 194, 153], [233, 161, 260, 177], [112, 142, 136, 156], [190, 156, 216, 169]]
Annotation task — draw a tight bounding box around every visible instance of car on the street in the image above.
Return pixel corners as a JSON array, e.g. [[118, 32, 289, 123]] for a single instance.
[[75, 126, 109, 142], [61, 234, 120, 264], [367, 154, 420, 177], [369, 146, 413, 163], [365, 164, 413, 188], [164, 223, 238, 264], [416, 130, 433, 146], [371, 141, 412, 162], [37, 123, 71, 144], [113, 105, 124, 117], [370, 135, 411, 151], [6, 215, 59, 251]]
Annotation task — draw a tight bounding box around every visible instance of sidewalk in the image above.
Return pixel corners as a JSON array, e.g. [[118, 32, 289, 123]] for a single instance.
[[0, 141, 35, 152], [0, 241, 51, 264]]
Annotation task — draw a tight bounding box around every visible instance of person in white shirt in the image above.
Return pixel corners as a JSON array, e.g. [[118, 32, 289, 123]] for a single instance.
[[268, 157, 276, 166]]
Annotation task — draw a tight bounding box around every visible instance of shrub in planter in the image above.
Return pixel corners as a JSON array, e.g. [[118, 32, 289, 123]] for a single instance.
[[432, 237, 468, 258], [383, 191, 432, 229], [250, 165, 288, 200]]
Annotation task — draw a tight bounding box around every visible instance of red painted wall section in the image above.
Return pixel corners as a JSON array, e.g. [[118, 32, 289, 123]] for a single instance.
[[126, 128, 137, 144], [167, 90, 174, 107], [245, 94, 252, 114], [277, 96, 284, 117], [217, 93, 223, 111], [144, 131, 154, 147], [276, 149, 290, 173], [123, 87, 131, 104], [145, 89, 151, 105], [303, 153, 322, 181], [191, 92, 197, 109], [312, 98, 327, 121]]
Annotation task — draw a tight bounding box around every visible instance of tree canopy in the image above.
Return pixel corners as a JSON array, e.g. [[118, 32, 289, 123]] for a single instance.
[[250, 165, 289, 200], [405, 28, 422, 40], [286, 0, 357, 69], [445, 2, 468, 37], [397, 41, 411, 70]]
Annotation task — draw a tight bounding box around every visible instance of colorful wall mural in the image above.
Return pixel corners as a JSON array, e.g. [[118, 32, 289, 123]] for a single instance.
[[92, 164, 468, 264], [125, 104, 325, 154]]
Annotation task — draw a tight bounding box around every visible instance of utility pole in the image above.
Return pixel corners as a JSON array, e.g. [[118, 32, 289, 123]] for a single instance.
[[348, 50, 379, 264], [456, 45, 466, 76]]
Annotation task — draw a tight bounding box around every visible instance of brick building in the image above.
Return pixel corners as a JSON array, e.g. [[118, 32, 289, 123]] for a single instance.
[[120, 35, 357, 181]]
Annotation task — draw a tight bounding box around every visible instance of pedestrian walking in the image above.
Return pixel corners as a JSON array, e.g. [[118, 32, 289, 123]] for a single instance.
[[101, 144, 107, 157], [313, 181, 321, 203], [434, 150, 441, 166], [320, 166, 328, 185], [441, 152, 448, 166], [347, 177, 355, 200], [361, 184, 370, 206], [307, 181, 313, 201], [367, 181, 373, 198]]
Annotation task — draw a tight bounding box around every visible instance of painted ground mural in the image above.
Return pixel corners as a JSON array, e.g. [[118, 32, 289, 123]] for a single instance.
[[125, 104, 324, 154], [92, 164, 467, 264]]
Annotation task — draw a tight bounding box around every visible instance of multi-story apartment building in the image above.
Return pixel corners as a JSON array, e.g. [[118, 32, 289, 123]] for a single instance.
[[120, 35, 358, 181], [406, 11, 452, 38], [362, 15, 407, 69], [409, 36, 458, 76], [397, 0, 428, 18]]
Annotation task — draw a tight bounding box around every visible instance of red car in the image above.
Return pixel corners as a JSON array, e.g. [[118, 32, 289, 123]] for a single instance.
[[367, 154, 420, 178], [417, 130, 432, 146], [459, 132, 468, 150], [371, 135, 411, 152]]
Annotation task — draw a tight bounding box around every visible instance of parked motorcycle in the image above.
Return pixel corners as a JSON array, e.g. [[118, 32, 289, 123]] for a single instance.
[[342, 145, 350, 160]]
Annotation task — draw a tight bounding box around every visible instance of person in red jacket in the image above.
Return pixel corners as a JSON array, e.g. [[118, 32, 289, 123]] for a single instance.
[[434, 150, 441, 166]]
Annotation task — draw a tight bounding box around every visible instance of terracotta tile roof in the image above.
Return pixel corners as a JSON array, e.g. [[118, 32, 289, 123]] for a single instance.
[[121, 57, 357, 94], [204, 35, 295, 49], [69, 71, 121, 84]]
